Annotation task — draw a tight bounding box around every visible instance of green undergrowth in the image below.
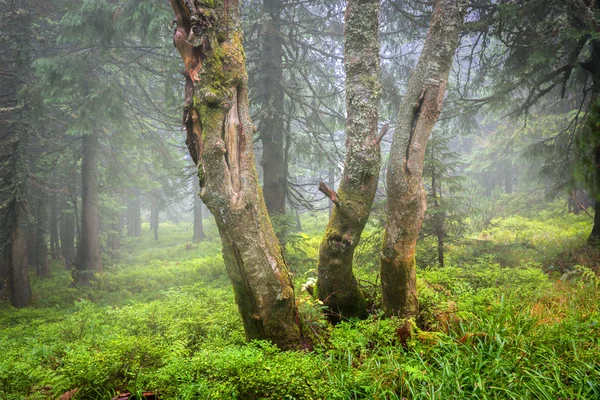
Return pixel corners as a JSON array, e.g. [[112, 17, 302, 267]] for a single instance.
[[1, 211, 599, 399]]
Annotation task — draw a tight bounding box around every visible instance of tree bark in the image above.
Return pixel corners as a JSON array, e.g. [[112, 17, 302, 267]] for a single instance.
[[62, 186, 76, 266], [380, 0, 465, 318], [589, 144, 600, 245], [74, 132, 102, 284], [127, 195, 142, 237], [192, 174, 206, 242], [259, 0, 287, 216], [170, 0, 304, 349], [0, 4, 32, 307], [49, 193, 60, 260], [35, 193, 50, 277], [150, 195, 159, 241], [317, 0, 381, 322]]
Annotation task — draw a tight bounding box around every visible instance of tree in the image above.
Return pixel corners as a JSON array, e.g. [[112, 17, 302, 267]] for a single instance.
[[380, 0, 465, 318], [0, 1, 33, 307], [257, 0, 286, 216], [317, 0, 382, 322], [170, 0, 304, 349]]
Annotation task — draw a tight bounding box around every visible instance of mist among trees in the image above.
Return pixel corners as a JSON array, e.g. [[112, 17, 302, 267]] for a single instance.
[[1, 0, 600, 398]]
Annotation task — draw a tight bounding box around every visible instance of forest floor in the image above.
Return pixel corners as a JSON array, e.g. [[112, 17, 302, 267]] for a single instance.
[[1, 207, 600, 399]]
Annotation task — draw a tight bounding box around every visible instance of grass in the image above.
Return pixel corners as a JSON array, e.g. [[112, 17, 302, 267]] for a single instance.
[[1, 210, 599, 399]]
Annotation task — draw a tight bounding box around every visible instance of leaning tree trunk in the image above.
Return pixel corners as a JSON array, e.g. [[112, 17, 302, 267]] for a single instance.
[[317, 0, 381, 322], [381, 0, 465, 318], [171, 0, 303, 349], [259, 0, 287, 216], [74, 132, 102, 284]]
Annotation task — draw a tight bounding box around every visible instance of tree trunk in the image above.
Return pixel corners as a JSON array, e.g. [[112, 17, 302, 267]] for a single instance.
[[0, 5, 33, 307], [127, 196, 142, 237], [192, 174, 206, 242], [150, 196, 159, 241], [589, 144, 600, 245], [327, 162, 335, 218], [62, 188, 76, 267], [74, 132, 102, 284], [49, 193, 60, 260], [380, 0, 465, 318], [171, 0, 304, 349], [35, 194, 50, 277], [259, 0, 287, 216], [431, 156, 445, 268], [317, 0, 381, 322]]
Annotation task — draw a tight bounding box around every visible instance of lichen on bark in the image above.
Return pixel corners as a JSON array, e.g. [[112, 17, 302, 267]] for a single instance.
[[317, 0, 381, 322], [380, 0, 466, 319], [170, 0, 304, 349]]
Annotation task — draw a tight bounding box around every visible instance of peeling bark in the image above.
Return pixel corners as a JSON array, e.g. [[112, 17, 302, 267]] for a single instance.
[[317, 0, 381, 322], [170, 0, 304, 349], [381, 0, 465, 318]]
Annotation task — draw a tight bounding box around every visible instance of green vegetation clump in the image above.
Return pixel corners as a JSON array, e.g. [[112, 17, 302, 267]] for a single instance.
[[1, 212, 600, 399]]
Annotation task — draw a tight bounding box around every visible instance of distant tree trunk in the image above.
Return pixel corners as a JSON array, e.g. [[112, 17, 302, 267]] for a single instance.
[[0, 6, 33, 307], [26, 222, 38, 268], [62, 187, 76, 266], [504, 162, 513, 194], [259, 0, 287, 216], [74, 132, 102, 284], [431, 167, 445, 268], [35, 194, 50, 277], [127, 196, 142, 237], [49, 193, 60, 260], [150, 196, 159, 241], [317, 0, 381, 322], [380, 0, 465, 318], [171, 0, 304, 349], [192, 174, 206, 242]]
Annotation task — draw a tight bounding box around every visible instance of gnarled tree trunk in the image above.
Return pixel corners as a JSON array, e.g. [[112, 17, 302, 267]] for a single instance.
[[170, 0, 304, 349], [317, 0, 381, 322], [381, 0, 465, 318]]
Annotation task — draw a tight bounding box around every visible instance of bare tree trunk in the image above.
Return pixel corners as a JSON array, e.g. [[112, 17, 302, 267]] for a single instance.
[[192, 174, 206, 242], [35, 194, 50, 277], [380, 0, 465, 318], [171, 0, 304, 349], [259, 0, 287, 216], [49, 193, 60, 260], [127, 195, 142, 237], [62, 185, 76, 266], [0, 5, 32, 307], [74, 132, 102, 284], [150, 196, 159, 241], [317, 0, 381, 322]]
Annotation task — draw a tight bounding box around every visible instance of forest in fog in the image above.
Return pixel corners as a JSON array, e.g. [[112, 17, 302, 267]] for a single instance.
[[1, 0, 600, 398]]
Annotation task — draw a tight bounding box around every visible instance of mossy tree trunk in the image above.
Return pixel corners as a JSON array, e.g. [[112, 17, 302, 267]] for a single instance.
[[381, 0, 465, 318], [170, 0, 304, 349], [258, 0, 286, 216], [317, 0, 381, 322], [74, 131, 102, 284]]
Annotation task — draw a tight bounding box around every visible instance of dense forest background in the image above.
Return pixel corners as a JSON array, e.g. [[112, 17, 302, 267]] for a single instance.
[[1, 0, 600, 398]]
